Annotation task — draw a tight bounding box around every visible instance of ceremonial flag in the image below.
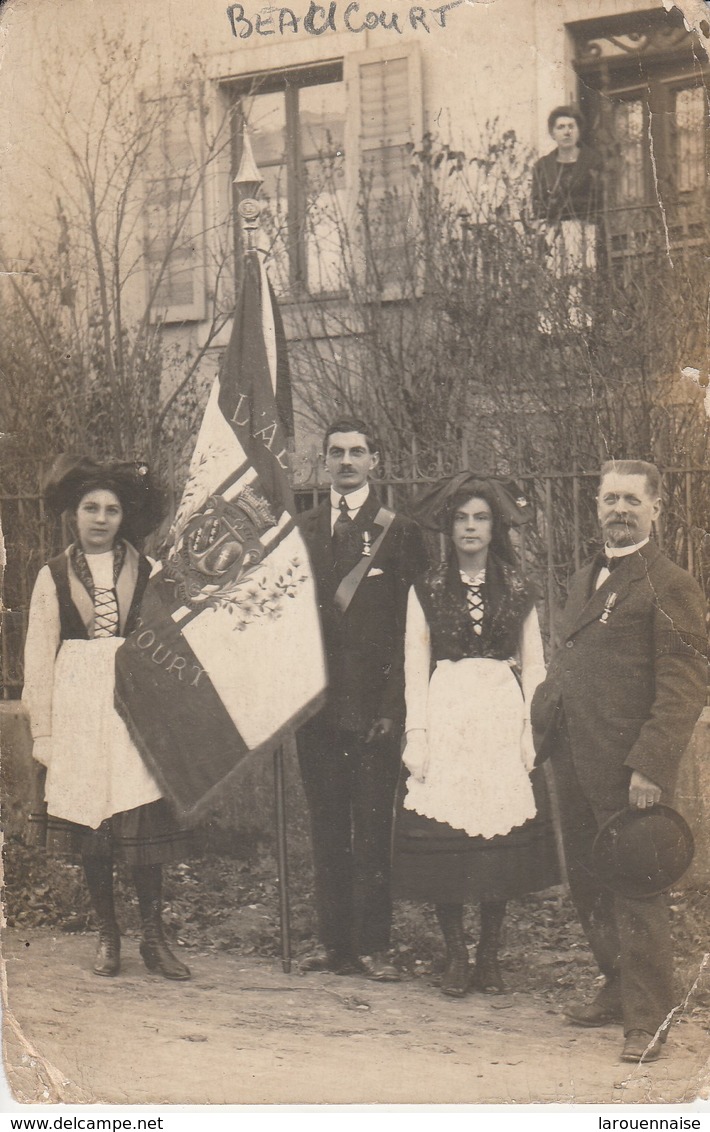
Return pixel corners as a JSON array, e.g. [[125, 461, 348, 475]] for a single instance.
[[115, 250, 327, 817]]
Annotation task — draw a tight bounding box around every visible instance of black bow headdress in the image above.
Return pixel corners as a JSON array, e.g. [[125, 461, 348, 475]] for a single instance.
[[43, 454, 165, 540], [411, 472, 534, 533]]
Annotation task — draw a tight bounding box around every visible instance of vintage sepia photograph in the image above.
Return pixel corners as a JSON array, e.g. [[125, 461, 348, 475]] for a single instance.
[[0, 0, 709, 1110]]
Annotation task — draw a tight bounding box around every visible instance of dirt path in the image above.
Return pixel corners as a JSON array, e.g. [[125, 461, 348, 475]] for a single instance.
[[3, 928, 709, 1107]]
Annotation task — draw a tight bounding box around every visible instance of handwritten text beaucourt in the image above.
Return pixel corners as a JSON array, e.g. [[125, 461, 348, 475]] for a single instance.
[[226, 1, 463, 39]]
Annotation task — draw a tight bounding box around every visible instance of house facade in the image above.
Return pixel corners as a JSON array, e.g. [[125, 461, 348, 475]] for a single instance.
[[0, 0, 708, 697], [0, 0, 708, 459]]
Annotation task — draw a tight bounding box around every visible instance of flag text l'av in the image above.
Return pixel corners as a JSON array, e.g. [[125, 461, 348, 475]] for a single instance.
[[115, 250, 326, 817]]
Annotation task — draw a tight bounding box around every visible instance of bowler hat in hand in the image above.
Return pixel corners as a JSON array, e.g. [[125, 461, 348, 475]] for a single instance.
[[592, 804, 694, 898]]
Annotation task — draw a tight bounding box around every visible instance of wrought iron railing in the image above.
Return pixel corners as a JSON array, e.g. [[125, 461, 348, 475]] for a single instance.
[[3, 464, 707, 697], [601, 194, 709, 274]]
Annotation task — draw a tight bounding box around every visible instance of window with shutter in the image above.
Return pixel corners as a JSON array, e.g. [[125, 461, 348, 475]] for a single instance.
[[345, 45, 423, 296], [143, 90, 207, 323], [228, 64, 346, 298], [226, 47, 422, 301]]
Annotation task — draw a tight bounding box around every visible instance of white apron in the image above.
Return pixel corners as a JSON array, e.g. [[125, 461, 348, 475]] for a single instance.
[[44, 637, 162, 828], [404, 657, 536, 839]]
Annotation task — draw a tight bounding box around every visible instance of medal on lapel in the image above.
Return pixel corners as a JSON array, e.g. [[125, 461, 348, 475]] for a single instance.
[[361, 530, 372, 557], [599, 592, 617, 625]]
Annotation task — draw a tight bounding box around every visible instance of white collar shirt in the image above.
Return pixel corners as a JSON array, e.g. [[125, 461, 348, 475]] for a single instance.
[[459, 568, 486, 587], [330, 483, 370, 533], [595, 536, 650, 589]]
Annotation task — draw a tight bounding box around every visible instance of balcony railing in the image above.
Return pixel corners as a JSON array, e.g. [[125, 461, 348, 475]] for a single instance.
[[601, 193, 709, 271], [4, 464, 708, 696]]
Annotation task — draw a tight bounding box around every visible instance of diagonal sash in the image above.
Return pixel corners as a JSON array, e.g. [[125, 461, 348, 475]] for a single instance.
[[333, 506, 395, 614]]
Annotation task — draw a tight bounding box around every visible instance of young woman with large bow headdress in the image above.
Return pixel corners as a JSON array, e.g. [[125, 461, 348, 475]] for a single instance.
[[23, 455, 192, 981], [394, 474, 559, 997]]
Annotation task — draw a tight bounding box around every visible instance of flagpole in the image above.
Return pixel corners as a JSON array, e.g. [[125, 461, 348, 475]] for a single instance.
[[233, 127, 292, 974], [273, 745, 292, 973]]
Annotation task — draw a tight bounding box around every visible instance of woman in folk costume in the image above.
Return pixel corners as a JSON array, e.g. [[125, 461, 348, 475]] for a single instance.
[[23, 455, 192, 981], [393, 474, 559, 997]]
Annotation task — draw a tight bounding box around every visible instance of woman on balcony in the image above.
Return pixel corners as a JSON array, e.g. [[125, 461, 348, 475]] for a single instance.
[[393, 474, 558, 998], [532, 105, 603, 329], [533, 106, 603, 228], [23, 455, 192, 982]]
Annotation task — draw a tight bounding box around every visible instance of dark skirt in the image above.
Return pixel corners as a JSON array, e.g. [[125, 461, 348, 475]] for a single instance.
[[392, 766, 560, 904], [28, 773, 193, 866]]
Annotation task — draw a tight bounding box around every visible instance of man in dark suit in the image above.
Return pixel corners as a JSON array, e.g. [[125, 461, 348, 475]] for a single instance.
[[531, 460, 707, 1063], [297, 418, 427, 979]]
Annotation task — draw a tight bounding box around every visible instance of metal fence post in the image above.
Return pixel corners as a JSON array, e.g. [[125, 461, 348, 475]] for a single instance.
[[544, 477, 558, 649]]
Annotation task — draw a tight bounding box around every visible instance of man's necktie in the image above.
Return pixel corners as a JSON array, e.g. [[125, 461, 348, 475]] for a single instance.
[[597, 552, 621, 573], [595, 552, 622, 590], [333, 495, 352, 542], [333, 496, 358, 570]]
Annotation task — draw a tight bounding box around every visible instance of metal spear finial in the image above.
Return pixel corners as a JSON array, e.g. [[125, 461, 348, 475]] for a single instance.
[[233, 126, 263, 246]]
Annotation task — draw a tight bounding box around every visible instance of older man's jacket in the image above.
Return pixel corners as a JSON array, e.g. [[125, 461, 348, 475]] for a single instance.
[[299, 488, 427, 735], [531, 542, 707, 808]]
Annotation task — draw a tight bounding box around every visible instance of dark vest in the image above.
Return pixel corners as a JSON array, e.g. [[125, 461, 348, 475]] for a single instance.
[[415, 553, 536, 663], [47, 549, 151, 641]]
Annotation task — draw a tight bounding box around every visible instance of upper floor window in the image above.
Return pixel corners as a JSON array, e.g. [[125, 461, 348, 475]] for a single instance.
[[571, 7, 709, 209], [601, 82, 708, 208], [229, 64, 346, 296], [143, 89, 207, 323], [610, 99, 646, 206], [673, 85, 707, 194], [227, 47, 423, 300]]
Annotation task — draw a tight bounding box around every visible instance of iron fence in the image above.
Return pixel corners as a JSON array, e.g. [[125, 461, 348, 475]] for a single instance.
[[2, 464, 709, 697]]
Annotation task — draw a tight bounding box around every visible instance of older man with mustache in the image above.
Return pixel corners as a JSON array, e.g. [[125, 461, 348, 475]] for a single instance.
[[531, 460, 707, 1064]]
